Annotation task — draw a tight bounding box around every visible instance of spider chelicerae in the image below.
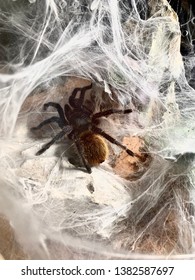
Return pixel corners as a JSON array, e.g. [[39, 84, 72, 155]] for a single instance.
[[31, 83, 135, 173]]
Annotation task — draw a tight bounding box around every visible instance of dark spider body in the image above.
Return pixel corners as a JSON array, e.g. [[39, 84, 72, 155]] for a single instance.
[[68, 111, 92, 134], [31, 83, 135, 173]]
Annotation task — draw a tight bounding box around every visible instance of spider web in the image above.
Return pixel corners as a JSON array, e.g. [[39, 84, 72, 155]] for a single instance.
[[0, 0, 195, 259]]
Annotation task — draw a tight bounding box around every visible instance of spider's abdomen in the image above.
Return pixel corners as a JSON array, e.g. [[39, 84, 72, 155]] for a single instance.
[[79, 131, 109, 166]]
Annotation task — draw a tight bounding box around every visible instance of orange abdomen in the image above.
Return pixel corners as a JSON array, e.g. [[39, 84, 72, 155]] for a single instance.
[[79, 131, 109, 166]]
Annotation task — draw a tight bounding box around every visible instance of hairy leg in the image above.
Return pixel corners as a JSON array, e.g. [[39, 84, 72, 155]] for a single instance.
[[69, 83, 92, 108], [74, 141, 92, 173], [70, 131, 92, 173], [64, 104, 72, 120], [31, 116, 64, 130], [92, 109, 132, 120], [91, 126, 134, 157], [35, 130, 65, 155], [43, 102, 67, 124]]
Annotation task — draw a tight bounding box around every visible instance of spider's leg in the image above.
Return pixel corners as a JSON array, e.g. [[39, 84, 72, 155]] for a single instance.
[[69, 131, 92, 173], [91, 126, 135, 157], [43, 102, 67, 124], [31, 116, 64, 130], [36, 130, 66, 155], [75, 139, 92, 173], [69, 83, 92, 108], [64, 104, 72, 120], [92, 109, 132, 120]]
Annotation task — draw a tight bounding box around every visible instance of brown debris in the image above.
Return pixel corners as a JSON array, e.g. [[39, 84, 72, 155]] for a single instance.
[[113, 136, 149, 179], [0, 215, 28, 260]]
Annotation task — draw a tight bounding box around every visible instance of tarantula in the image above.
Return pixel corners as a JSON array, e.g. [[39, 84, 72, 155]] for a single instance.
[[31, 83, 135, 173]]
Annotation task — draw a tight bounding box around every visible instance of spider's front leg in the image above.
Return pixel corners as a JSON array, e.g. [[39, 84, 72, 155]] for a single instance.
[[43, 102, 67, 125], [69, 83, 92, 108], [31, 102, 68, 131]]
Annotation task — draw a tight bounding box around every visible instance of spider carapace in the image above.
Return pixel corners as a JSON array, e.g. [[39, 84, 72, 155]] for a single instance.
[[31, 83, 135, 173]]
